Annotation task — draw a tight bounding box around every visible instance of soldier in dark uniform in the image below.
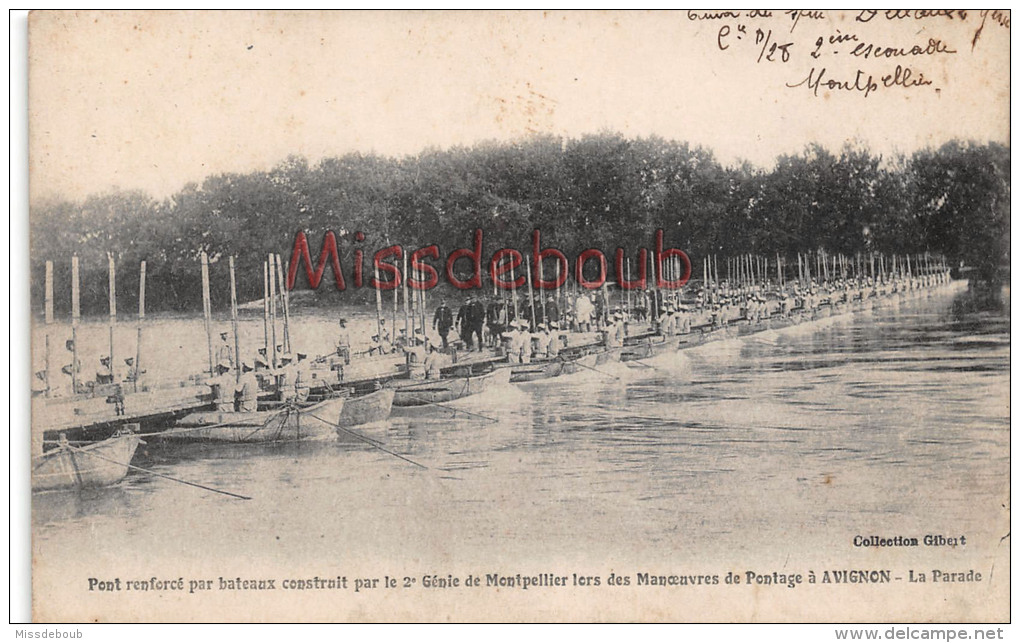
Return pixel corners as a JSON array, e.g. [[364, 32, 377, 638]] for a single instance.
[[486, 299, 507, 348], [545, 296, 559, 327], [432, 299, 454, 349], [456, 298, 474, 348], [468, 296, 486, 351]]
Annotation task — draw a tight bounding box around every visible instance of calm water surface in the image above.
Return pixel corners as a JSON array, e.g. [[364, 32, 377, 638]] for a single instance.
[[33, 285, 1009, 576]]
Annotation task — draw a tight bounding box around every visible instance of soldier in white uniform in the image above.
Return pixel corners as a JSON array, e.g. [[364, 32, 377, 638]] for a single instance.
[[237, 363, 259, 412], [216, 331, 234, 370], [211, 364, 236, 412]]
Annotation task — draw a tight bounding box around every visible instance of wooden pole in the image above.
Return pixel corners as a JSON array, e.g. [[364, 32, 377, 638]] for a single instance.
[[71, 256, 80, 395], [392, 251, 399, 342], [276, 254, 291, 354], [268, 253, 278, 368], [418, 264, 427, 338], [108, 253, 117, 378], [200, 251, 213, 376], [44, 261, 53, 397], [229, 257, 240, 384], [374, 262, 384, 347], [134, 261, 146, 392], [526, 256, 536, 331], [538, 254, 547, 326], [624, 258, 632, 320], [510, 256, 520, 324], [649, 250, 658, 323], [403, 252, 410, 341], [262, 261, 270, 365]]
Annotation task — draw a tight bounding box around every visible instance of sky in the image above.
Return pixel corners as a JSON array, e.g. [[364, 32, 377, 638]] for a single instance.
[[28, 9, 1011, 203]]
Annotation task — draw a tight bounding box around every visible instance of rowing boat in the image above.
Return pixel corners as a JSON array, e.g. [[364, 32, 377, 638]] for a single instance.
[[509, 351, 601, 382], [390, 366, 511, 407], [163, 396, 346, 442], [338, 388, 395, 426], [32, 431, 142, 492], [621, 334, 679, 361]]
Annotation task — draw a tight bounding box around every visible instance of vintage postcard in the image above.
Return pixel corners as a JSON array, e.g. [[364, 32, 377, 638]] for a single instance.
[[27, 10, 1009, 623]]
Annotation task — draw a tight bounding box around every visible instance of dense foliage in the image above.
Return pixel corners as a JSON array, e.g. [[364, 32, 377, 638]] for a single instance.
[[30, 134, 1009, 315]]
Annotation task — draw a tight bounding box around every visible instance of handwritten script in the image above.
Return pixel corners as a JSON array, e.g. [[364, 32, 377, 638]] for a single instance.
[[694, 9, 1008, 99]]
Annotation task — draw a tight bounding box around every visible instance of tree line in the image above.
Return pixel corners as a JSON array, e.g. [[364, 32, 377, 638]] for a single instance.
[[30, 134, 1009, 317]]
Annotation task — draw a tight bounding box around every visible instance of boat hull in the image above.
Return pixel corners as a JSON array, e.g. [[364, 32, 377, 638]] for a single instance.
[[339, 388, 395, 426], [32, 433, 142, 492], [621, 335, 678, 361], [165, 397, 346, 442], [510, 352, 600, 382], [510, 360, 564, 383], [391, 367, 511, 407]]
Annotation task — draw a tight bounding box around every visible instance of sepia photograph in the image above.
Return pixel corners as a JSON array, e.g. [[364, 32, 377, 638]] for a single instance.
[[21, 9, 1010, 625]]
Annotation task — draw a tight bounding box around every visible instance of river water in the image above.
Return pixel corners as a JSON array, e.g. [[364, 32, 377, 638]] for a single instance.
[[30, 283, 1010, 622]]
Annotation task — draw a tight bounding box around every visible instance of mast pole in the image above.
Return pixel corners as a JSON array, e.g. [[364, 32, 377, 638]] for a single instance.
[[108, 253, 118, 379], [44, 261, 53, 397], [134, 261, 146, 392], [276, 254, 291, 354], [201, 251, 213, 377], [71, 256, 80, 395], [262, 261, 270, 366], [229, 257, 240, 384], [269, 253, 279, 368]]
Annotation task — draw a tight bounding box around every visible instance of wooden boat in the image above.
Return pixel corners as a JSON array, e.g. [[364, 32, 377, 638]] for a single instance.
[[675, 331, 707, 350], [390, 366, 511, 407], [510, 351, 600, 382], [621, 334, 678, 361], [162, 396, 346, 442], [559, 352, 599, 375], [32, 430, 142, 492], [338, 388, 395, 426], [593, 344, 624, 365]]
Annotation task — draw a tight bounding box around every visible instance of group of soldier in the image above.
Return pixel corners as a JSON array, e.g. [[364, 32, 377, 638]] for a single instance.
[[35, 268, 953, 401], [206, 331, 314, 413], [417, 268, 956, 363]]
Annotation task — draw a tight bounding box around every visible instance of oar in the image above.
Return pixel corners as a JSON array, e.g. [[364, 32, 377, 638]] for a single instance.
[[301, 410, 427, 469], [66, 444, 252, 500], [403, 394, 499, 423], [560, 355, 621, 380], [336, 424, 428, 470]]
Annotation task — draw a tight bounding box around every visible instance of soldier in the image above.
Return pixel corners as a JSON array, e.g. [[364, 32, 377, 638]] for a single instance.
[[533, 323, 552, 358], [423, 343, 450, 380], [404, 329, 428, 380], [575, 294, 594, 333], [547, 321, 564, 358], [468, 296, 486, 351], [518, 320, 534, 363], [432, 299, 454, 349], [369, 320, 392, 356], [124, 357, 144, 383], [604, 313, 624, 347], [545, 296, 559, 327], [335, 318, 351, 364], [95, 356, 114, 385], [236, 363, 259, 412], [211, 363, 235, 412], [457, 298, 474, 349], [216, 331, 234, 370], [486, 298, 507, 348]]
